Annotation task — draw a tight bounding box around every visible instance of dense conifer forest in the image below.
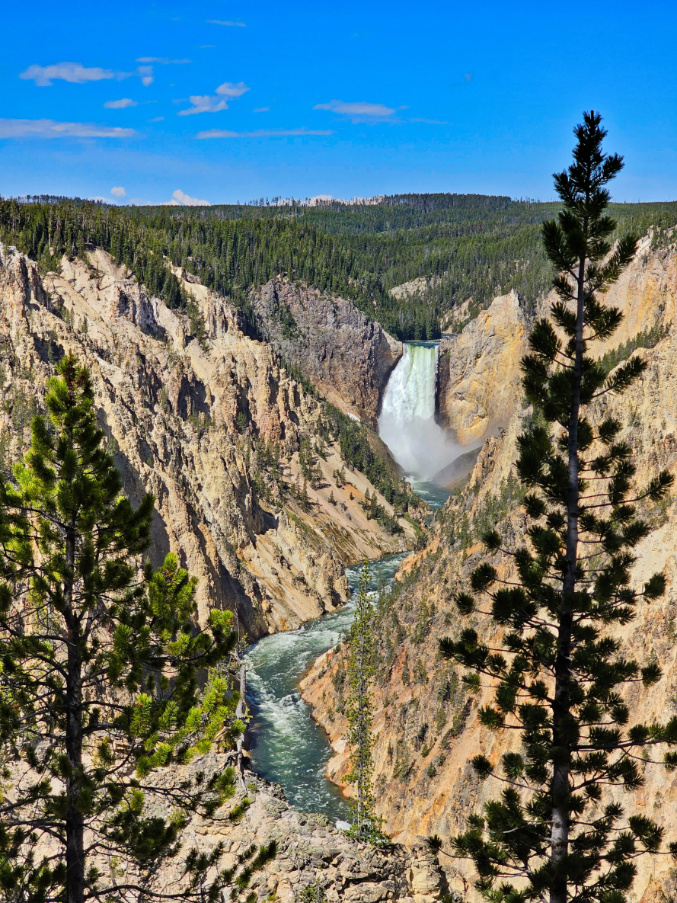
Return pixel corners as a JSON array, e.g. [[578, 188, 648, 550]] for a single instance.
[[1, 193, 677, 340]]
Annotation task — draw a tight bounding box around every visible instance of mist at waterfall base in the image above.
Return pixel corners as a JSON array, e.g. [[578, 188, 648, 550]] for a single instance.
[[378, 343, 460, 484]]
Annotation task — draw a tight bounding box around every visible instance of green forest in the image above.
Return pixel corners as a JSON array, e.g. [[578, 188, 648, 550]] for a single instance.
[[1, 193, 677, 340]]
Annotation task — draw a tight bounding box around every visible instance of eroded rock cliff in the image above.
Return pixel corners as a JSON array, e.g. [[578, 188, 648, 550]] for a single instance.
[[251, 277, 402, 423], [436, 237, 677, 450], [0, 245, 415, 639], [436, 289, 528, 445]]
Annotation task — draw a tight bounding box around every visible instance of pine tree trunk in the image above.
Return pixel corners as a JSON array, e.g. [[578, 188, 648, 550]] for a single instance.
[[235, 662, 247, 791], [65, 518, 85, 903], [356, 655, 365, 833], [549, 255, 586, 903]]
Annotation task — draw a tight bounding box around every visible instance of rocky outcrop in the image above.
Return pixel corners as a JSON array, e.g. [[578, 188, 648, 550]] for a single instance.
[[80, 757, 446, 902], [436, 289, 528, 445], [251, 278, 402, 424], [0, 245, 415, 640], [389, 276, 440, 301], [302, 238, 677, 900], [436, 237, 677, 449]]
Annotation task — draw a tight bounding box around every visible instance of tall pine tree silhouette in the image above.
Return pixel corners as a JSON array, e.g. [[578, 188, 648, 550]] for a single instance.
[[346, 564, 382, 841], [433, 112, 677, 903]]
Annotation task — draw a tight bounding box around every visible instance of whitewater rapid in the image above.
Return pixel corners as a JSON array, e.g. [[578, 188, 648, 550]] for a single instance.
[[246, 346, 457, 822], [246, 554, 407, 822], [378, 342, 460, 482], [246, 486, 450, 823]]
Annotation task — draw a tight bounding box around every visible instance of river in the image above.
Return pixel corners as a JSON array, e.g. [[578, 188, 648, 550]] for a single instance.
[[246, 553, 410, 823], [247, 343, 451, 823]]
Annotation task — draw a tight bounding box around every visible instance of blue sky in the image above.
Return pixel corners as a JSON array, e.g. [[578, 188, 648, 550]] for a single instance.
[[2, 0, 676, 205]]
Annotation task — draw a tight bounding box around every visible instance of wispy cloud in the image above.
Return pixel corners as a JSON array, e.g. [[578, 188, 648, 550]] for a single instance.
[[253, 106, 270, 113], [0, 118, 136, 138], [20, 61, 156, 87], [20, 62, 116, 86], [164, 189, 210, 206], [178, 81, 249, 115], [179, 96, 229, 115], [208, 19, 246, 27], [216, 81, 249, 97], [137, 66, 154, 86], [314, 99, 396, 121], [197, 127, 332, 139], [105, 98, 138, 109], [136, 57, 191, 64], [111, 186, 126, 197], [410, 118, 449, 125]]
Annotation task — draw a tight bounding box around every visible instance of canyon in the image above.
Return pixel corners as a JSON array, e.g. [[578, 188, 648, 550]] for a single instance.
[[0, 244, 416, 640], [302, 236, 677, 902], [4, 216, 677, 902]]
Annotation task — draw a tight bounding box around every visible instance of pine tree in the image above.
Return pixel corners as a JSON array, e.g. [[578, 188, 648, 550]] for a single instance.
[[345, 564, 382, 841], [0, 355, 260, 903], [433, 112, 677, 903]]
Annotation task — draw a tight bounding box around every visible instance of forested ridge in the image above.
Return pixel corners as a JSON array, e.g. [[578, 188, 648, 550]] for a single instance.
[[2, 193, 677, 340]]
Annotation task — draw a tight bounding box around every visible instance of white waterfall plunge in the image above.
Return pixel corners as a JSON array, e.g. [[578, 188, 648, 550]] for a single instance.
[[378, 343, 460, 482]]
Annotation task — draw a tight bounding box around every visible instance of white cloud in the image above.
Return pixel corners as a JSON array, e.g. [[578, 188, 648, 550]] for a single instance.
[[20, 62, 116, 86], [20, 61, 157, 87], [179, 95, 229, 115], [111, 186, 126, 197], [314, 99, 396, 120], [150, 116, 165, 122], [137, 66, 154, 86], [197, 127, 332, 139], [0, 118, 136, 138], [104, 98, 138, 109], [178, 81, 249, 115], [165, 189, 211, 206], [215, 81, 249, 97], [253, 106, 270, 113], [136, 57, 191, 64], [208, 19, 246, 26]]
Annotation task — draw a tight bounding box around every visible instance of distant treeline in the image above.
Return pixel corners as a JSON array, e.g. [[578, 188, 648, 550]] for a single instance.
[[1, 194, 677, 340]]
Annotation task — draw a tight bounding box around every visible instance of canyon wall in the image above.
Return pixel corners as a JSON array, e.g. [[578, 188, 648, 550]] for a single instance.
[[251, 277, 402, 423], [303, 238, 677, 901], [0, 246, 415, 639], [436, 236, 677, 450], [436, 289, 528, 445]]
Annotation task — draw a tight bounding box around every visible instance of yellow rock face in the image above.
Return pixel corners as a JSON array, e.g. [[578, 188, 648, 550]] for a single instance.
[[437, 289, 528, 446], [303, 238, 677, 900], [437, 238, 677, 453], [0, 245, 415, 639]]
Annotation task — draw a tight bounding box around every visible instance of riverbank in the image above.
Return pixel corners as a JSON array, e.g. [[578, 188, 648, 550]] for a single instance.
[[246, 553, 408, 823], [246, 481, 450, 825]]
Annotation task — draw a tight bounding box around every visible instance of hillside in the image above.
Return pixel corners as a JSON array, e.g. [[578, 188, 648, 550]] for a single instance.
[[6, 195, 677, 342], [301, 236, 677, 901], [0, 243, 418, 639]]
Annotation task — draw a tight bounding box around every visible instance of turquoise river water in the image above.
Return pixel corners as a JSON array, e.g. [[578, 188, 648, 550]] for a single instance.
[[247, 478, 450, 824]]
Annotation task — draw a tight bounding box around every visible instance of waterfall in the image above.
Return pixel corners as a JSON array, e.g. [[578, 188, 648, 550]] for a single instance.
[[378, 343, 459, 482]]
